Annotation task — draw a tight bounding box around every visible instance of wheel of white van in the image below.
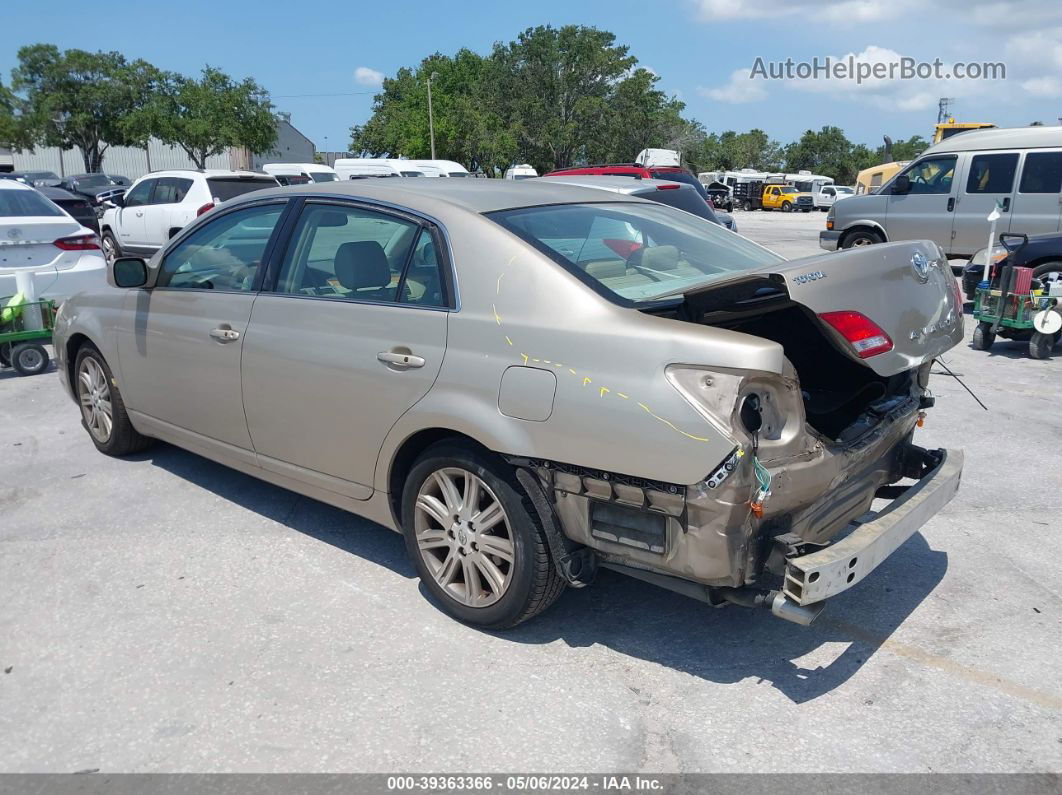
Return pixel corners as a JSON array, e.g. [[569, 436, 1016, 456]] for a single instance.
[[100, 231, 120, 265], [11, 343, 49, 376], [972, 321, 995, 351], [781, 201, 792, 212], [401, 441, 565, 629], [1029, 331, 1053, 360], [841, 229, 883, 249], [74, 343, 153, 456]]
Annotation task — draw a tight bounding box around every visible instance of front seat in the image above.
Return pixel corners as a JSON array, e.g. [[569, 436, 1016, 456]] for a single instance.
[[333, 240, 394, 301]]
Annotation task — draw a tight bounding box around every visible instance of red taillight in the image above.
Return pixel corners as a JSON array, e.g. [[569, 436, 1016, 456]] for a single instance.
[[54, 235, 101, 251], [819, 311, 893, 358], [196, 202, 215, 216], [656, 184, 680, 190]]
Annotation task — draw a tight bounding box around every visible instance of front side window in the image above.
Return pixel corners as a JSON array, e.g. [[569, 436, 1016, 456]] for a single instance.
[[965, 153, 1018, 194], [490, 202, 782, 303], [276, 203, 433, 304], [898, 155, 956, 195], [1018, 151, 1062, 194], [123, 179, 154, 208], [157, 204, 284, 291]]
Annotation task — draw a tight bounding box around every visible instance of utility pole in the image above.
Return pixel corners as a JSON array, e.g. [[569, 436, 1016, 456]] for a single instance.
[[937, 97, 954, 124], [427, 71, 439, 160]]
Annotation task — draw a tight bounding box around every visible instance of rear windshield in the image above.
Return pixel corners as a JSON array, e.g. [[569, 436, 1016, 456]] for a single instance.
[[640, 187, 719, 223], [206, 177, 277, 202], [76, 175, 116, 188], [649, 168, 709, 200], [0, 189, 65, 217], [310, 172, 339, 182], [489, 202, 780, 303]]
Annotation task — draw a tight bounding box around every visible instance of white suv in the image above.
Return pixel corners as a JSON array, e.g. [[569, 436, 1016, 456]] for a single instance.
[[100, 170, 278, 262]]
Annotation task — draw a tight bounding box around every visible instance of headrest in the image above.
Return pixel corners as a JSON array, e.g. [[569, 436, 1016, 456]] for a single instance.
[[584, 259, 627, 279], [641, 245, 679, 270], [334, 241, 391, 290]]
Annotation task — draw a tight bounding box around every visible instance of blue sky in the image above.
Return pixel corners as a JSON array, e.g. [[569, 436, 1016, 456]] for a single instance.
[[3, 0, 1061, 152]]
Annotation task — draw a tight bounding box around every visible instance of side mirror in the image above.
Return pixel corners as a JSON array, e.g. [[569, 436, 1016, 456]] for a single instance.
[[108, 192, 126, 208], [110, 256, 148, 289], [892, 175, 911, 194]]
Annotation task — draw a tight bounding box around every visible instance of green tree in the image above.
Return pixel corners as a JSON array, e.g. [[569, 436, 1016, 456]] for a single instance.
[[139, 66, 276, 169], [12, 44, 160, 172], [879, 134, 928, 162], [784, 125, 874, 184], [0, 79, 31, 150]]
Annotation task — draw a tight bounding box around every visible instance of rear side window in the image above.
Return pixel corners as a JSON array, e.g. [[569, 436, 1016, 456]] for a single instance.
[[0, 189, 65, 217], [205, 177, 277, 202], [157, 204, 284, 291], [152, 177, 193, 205], [276, 203, 424, 304], [1018, 151, 1062, 194], [965, 153, 1018, 194]]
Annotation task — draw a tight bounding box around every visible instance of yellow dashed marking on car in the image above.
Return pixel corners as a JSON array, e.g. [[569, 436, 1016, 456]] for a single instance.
[[568, 368, 577, 375], [520, 353, 529, 365], [599, 387, 610, 398], [637, 402, 711, 443], [505, 336, 513, 346], [496, 272, 505, 295], [616, 392, 629, 399], [492, 304, 502, 325], [582, 376, 592, 386]]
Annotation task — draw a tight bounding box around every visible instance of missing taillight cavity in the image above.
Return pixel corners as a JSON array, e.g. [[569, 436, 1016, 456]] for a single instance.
[[819, 311, 893, 358], [53, 235, 101, 251]]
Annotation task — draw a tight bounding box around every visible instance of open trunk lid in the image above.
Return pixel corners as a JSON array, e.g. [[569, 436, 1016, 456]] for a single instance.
[[770, 241, 963, 376]]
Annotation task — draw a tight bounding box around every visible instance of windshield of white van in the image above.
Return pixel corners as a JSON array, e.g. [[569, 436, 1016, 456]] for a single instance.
[[489, 202, 782, 302], [310, 172, 339, 183]]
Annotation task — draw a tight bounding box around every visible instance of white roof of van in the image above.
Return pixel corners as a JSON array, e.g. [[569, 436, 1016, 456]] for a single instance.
[[263, 163, 334, 173], [924, 125, 1062, 154]]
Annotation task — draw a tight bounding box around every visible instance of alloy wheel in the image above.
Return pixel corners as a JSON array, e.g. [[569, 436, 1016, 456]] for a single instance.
[[101, 235, 116, 264], [414, 467, 515, 608], [78, 356, 113, 443]]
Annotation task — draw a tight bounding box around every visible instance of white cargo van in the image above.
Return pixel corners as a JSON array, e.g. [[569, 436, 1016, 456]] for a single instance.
[[822, 126, 1062, 255], [333, 159, 426, 179], [504, 164, 538, 180], [411, 160, 471, 177], [262, 163, 339, 184]]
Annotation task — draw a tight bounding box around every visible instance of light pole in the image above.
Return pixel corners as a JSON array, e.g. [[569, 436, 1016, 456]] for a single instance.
[[52, 113, 68, 177], [426, 71, 439, 160]]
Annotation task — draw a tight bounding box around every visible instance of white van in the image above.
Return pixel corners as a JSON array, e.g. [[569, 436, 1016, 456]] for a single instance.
[[411, 160, 471, 177], [822, 126, 1062, 255], [504, 164, 538, 180], [333, 159, 426, 179], [262, 163, 339, 185], [635, 149, 681, 168]]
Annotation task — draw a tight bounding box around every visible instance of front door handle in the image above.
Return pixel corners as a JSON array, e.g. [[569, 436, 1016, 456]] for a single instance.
[[1001, 197, 1010, 212], [210, 326, 241, 343], [946, 197, 955, 212], [378, 351, 425, 368]]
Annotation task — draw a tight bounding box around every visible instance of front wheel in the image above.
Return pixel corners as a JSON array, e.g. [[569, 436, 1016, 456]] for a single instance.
[[781, 201, 792, 212], [74, 343, 153, 455], [972, 322, 995, 351], [841, 229, 883, 249], [401, 442, 565, 629], [11, 343, 49, 376]]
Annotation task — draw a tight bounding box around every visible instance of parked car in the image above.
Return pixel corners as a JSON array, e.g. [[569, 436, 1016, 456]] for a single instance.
[[262, 163, 339, 184], [99, 169, 279, 262], [53, 179, 963, 629], [702, 180, 734, 212], [20, 170, 63, 188], [333, 159, 426, 179], [822, 126, 1062, 253], [505, 164, 539, 180], [813, 185, 854, 210], [961, 231, 1062, 300], [60, 173, 130, 208], [411, 160, 471, 177], [0, 180, 106, 301], [537, 174, 737, 232], [545, 162, 718, 207], [36, 185, 99, 234]]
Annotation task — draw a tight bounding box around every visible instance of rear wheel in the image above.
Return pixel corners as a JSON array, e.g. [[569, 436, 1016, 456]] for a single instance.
[[11, 343, 49, 376], [1029, 331, 1053, 359], [742, 200, 752, 211], [841, 229, 883, 249], [401, 441, 564, 629], [74, 343, 153, 456], [972, 322, 996, 351]]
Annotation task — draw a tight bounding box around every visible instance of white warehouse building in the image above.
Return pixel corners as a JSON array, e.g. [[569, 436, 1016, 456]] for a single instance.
[[0, 113, 315, 180]]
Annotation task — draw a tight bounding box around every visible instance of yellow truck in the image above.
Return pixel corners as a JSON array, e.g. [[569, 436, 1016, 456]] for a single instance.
[[736, 182, 815, 211], [933, 120, 994, 144]]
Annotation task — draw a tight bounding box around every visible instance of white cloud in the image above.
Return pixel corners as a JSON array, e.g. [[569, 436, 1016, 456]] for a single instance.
[[1021, 76, 1062, 97], [354, 67, 384, 87], [700, 69, 767, 103]]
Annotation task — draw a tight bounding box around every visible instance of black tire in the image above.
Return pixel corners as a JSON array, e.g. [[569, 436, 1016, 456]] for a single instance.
[[781, 201, 792, 213], [73, 342, 153, 456], [742, 200, 752, 212], [1032, 260, 1062, 291], [972, 322, 996, 351], [400, 441, 565, 629], [1029, 331, 1052, 360], [0, 342, 10, 368], [11, 343, 49, 376], [841, 229, 884, 249], [101, 230, 121, 264]]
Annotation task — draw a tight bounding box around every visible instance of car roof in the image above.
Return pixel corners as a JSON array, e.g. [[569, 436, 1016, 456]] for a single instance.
[[923, 125, 1062, 154], [244, 177, 651, 214], [532, 174, 699, 196], [140, 169, 271, 180]]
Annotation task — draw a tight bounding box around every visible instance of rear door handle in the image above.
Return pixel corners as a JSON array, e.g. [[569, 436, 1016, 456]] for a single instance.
[[378, 351, 425, 368], [946, 197, 954, 212], [210, 326, 240, 343]]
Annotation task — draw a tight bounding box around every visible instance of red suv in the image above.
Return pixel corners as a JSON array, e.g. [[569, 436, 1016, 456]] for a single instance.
[[545, 163, 712, 203]]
